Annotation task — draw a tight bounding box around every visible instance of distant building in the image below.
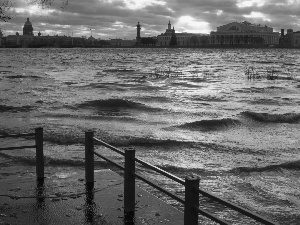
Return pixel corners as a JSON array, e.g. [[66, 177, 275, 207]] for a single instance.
[[210, 21, 279, 45], [293, 32, 300, 46], [23, 18, 34, 36], [280, 29, 300, 47], [121, 39, 136, 46], [109, 38, 135, 47], [2, 17, 89, 47], [157, 21, 209, 46], [5, 33, 33, 47], [109, 38, 122, 46], [140, 37, 157, 46]]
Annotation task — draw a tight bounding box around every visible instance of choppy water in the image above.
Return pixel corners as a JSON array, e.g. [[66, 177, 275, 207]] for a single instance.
[[0, 48, 300, 224]]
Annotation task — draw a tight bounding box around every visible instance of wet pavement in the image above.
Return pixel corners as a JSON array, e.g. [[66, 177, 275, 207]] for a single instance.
[[0, 169, 183, 225]]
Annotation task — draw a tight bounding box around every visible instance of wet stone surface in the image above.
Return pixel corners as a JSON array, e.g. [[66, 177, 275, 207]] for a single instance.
[[0, 169, 183, 225]]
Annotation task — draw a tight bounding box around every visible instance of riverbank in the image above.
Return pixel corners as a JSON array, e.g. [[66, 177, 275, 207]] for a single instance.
[[1, 43, 300, 48]]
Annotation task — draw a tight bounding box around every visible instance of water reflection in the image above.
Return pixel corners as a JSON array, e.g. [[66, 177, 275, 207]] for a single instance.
[[124, 211, 135, 225], [84, 183, 95, 223], [36, 179, 45, 208]]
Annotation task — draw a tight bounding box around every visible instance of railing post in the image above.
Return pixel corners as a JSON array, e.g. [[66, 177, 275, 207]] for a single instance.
[[124, 147, 136, 220], [184, 175, 200, 225], [85, 131, 94, 186], [35, 127, 44, 181]]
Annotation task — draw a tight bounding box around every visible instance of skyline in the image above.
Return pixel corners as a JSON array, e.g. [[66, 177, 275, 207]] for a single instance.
[[0, 0, 300, 39]]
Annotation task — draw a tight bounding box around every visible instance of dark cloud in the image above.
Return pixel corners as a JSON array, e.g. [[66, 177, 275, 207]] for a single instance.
[[1, 0, 300, 39]]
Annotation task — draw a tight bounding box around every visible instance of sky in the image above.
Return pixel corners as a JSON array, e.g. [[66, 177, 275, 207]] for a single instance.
[[1, 0, 300, 39]]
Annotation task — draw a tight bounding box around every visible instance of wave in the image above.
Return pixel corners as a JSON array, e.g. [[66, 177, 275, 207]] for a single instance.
[[241, 111, 300, 123], [193, 96, 226, 102], [0, 152, 111, 168], [231, 160, 300, 173], [76, 99, 161, 112], [248, 98, 281, 105], [43, 112, 143, 123], [40, 127, 187, 147], [157, 164, 207, 174], [255, 61, 275, 64], [233, 86, 284, 94], [176, 118, 241, 131], [102, 68, 135, 72], [4, 74, 41, 79], [0, 105, 32, 112]]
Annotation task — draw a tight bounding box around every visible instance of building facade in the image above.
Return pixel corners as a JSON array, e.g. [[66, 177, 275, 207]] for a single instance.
[[157, 21, 209, 46], [210, 21, 279, 45], [2, 18, 89, 47], [279, 29, 300, 47], [109, 38, 135, 47], [293, 32, 300, 46]]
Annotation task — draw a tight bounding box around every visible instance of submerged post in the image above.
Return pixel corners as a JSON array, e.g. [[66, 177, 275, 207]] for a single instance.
[[85, 131, 94, 186], [124, 147, 136, 220], [184, 175, 200, 225], [35, 127, 44, 181]]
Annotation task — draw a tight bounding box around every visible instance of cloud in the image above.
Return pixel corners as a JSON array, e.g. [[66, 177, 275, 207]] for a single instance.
[[243, 11, 271, 22], [175, 16, 210, 34], [236, 0, 266, 8], [1, 0, 300, 39]]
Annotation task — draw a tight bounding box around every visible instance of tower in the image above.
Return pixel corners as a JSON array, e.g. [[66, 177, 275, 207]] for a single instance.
[[165, 21, 173, 34], [168, 21, 171, 30], [23, 18, 33, 36], [136, 22, 141, 45], [170, 26, 177, 46]]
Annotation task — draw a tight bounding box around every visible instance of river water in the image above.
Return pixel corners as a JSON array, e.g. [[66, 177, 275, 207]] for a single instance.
[[0, 48, 300, 224]]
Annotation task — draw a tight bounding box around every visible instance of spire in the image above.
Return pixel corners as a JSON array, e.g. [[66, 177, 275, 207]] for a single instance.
[[168, 20, 171, 30], [136, 21, 141, 45]]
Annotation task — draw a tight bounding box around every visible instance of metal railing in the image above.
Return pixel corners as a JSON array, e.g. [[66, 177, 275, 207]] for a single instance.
[[0, 127, 44, 180], [84, 131, 279, 225]]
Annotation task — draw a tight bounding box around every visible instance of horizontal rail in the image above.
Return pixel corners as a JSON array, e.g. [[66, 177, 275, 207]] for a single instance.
[[0, 145, 36, 151], [0, 132, 35, 138], [134, 171, 185, 205], [89, 136, 278, 225], [93, 137, 125, 156], [93, 151, 125, 170], [135, 158, 185, 185], [196, 189, 278, 225], [195, 207, 231, 225]]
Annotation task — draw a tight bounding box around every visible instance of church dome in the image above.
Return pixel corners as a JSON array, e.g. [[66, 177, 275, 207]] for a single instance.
[[23, 18, 33, 36], [24, 18, 32, 26]]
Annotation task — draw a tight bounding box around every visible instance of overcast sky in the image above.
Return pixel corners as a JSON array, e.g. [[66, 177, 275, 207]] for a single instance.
[[1, 0, 300, 39]]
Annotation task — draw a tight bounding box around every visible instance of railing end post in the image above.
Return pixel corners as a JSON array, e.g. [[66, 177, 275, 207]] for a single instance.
[[35, 127, 44, 181], [124, 147, 136, 220], [85, 131, 94, 186], [184, 175, 200, 225]]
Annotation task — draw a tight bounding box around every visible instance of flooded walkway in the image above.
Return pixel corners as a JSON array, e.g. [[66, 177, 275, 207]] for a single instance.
[[0, 169, 183, 225]]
